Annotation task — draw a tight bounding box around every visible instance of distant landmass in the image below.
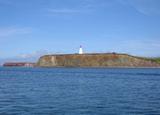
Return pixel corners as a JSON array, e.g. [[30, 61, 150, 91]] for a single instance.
[[3, 62, 35, 67], [36, 53, 160, 67]]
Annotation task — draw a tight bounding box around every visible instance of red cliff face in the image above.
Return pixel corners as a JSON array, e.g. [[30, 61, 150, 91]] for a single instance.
[[3, 62, 35, 67], [37, 53, 160, 67]]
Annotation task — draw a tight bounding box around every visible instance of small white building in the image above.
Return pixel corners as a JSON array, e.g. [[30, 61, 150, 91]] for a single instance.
[[79, 45, 83, 54]]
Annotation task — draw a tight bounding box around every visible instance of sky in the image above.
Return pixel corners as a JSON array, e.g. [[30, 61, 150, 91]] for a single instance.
[[0, 0, 160, 61]]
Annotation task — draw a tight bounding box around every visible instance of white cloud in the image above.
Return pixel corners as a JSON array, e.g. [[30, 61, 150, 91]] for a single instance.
[[48, 9, 84, 14], [0, 27, 32, 37], [119, 0, 160, 16], [0, 50, 50, 64], [18, 50, 50, 59], [47, 0, 117, 15], [120, 39, 160, 57]]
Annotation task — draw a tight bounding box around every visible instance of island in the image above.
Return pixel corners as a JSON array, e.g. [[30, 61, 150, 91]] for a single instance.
[[36, 53, 160, 67]]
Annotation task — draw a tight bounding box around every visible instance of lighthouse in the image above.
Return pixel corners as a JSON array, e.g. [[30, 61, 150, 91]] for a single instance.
[[79, 45, 83, 54]]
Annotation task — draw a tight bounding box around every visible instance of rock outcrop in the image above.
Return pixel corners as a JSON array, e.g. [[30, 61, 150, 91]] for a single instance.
[[36, 53, 160, 67]]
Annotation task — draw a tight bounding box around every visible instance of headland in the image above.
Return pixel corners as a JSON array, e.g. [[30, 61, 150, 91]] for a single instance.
[[36, 53, 160, 67]]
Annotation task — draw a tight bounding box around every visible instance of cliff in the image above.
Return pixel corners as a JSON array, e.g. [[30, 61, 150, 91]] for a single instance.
[[36, 53, 160, 67]]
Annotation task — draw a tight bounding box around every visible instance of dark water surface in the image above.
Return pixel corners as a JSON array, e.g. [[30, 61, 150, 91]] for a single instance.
[[0, 67, 160, 115]]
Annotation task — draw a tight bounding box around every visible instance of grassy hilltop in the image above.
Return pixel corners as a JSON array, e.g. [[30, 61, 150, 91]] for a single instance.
[[151, 58, 160, 64], [37, 53, 160, 67]]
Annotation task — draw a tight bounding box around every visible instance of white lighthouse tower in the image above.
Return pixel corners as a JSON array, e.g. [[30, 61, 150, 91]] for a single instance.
[[79, 45, 83, 54]]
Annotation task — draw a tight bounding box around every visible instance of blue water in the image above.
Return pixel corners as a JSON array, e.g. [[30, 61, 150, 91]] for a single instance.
[[0, 67, 160, 115]]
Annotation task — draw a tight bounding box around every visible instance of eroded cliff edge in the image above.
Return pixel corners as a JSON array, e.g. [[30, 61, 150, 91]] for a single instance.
[[36, 53, 160, 67]]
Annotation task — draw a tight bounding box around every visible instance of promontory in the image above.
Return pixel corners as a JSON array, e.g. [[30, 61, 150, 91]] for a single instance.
[[36, 53, 160, 67]]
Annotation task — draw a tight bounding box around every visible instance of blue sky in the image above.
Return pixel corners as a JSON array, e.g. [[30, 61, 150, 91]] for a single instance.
[[0, 0, 160, 60]]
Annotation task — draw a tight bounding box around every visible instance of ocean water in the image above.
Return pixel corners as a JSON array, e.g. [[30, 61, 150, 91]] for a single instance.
[[0, 67, 160, 115]]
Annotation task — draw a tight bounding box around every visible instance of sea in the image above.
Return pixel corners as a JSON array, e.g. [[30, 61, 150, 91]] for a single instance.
[[0, 67, 160, 115]]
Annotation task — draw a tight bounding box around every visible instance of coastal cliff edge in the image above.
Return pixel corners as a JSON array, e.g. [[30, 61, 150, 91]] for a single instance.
[[36, 53, 160, 67]]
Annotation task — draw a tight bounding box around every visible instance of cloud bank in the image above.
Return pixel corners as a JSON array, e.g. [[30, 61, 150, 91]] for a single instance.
[[119, 0, 160, 16], [0, 27, 32, 37]]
